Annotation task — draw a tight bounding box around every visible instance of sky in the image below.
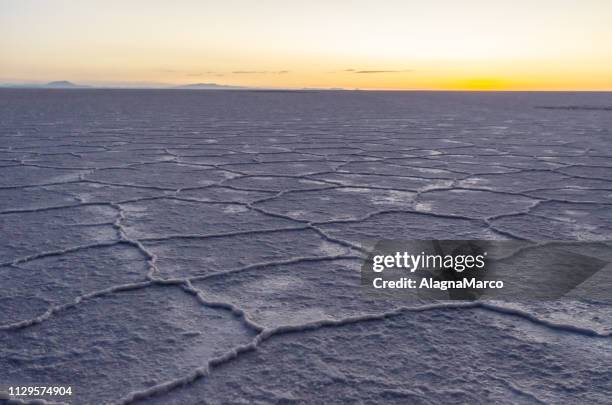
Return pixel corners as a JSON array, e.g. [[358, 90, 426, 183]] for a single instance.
[[1, 0, 611, 90]]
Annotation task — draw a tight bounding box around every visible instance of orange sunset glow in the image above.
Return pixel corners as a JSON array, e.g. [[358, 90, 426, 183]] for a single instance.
[[2, 0, 611, 90]]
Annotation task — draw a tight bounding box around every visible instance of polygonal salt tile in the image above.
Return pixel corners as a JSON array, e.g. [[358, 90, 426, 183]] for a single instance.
[[120, 198, 299, 239], [0, 244, 148, 325], [416, 189, 538, 218], [85, 162, 231, 189], [144, 228, 353, 278], [0, 205, 118, 263], [0, 165, 85, 187], [256, 188, 416, 222], [0, 285, 256, 404], [318, 211, 499, 244], [193, 258, 401, 328]]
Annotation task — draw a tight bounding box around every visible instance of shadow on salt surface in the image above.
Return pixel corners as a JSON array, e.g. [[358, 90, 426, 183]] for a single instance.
[[0, 286, 255, 404], [143, 307, 612, 405]]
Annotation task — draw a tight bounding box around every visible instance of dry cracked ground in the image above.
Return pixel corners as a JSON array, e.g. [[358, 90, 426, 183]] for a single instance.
[[0, 89, 611, 404]]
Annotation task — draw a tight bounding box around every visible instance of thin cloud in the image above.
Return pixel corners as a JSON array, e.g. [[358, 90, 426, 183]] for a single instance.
[[232, 70, 289, 74], [327, 68, 355, 73], [330, 68, 411, 74], [185, 71, 225, 77], [354, 69, 413, 74]]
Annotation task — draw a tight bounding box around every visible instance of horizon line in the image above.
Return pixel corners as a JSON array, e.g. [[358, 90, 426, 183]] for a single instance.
[[2, 87, 612, 93], [2, 81, 612, 93]]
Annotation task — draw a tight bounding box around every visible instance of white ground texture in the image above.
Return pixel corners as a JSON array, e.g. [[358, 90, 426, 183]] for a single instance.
[[0, 90, 611, 404]]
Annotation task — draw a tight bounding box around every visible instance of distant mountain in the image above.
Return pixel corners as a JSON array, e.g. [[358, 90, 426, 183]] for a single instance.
[[45, 80, 88, 88], [0, 81, 89, 89], [1, 81, 246, 90], [173, 83, 247, 90], [0, 81, 349, 91]]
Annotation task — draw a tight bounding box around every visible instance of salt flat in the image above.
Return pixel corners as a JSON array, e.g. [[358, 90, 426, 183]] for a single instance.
[[0, 89, 611, 404]]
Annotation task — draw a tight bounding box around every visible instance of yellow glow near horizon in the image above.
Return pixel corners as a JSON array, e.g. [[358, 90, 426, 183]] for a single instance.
[[1, 0, 611, 90]]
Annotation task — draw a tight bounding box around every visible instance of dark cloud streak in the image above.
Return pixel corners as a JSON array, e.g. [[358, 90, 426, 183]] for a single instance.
[[330, 68, 413, 74], [232, 70, 289, 74], [354, 69, 413, 74]]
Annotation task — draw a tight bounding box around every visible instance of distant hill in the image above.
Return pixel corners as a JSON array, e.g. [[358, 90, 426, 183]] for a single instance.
[[45, 80, 88, 88], [173, 83, 247, 90], [1, 81, 246, 90], [0, 81, 348, 91], [0, 81, 89, 89]]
